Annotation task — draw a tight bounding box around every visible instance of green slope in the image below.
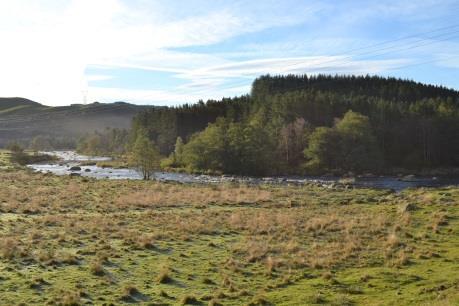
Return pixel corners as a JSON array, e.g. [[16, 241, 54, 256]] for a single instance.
[[0, 98, 154, 147]]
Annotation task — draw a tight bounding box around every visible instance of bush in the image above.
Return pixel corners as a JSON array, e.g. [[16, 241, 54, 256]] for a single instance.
[[304, 111, 382, 174], [9, 149, 56, 166]]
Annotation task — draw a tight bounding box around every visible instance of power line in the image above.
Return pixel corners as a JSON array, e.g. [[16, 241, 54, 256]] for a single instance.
[[141, 26, 459, 98], [282, 27, 459, 73], [209, 56, 459, 99], [196, 24, 459, 94], [1, 23, 458, 112], [387, 53, 459, 71]]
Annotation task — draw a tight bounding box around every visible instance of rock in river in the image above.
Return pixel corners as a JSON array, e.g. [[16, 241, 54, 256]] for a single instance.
[[69, 166, 82, 171], [399, 174, 417, 182]]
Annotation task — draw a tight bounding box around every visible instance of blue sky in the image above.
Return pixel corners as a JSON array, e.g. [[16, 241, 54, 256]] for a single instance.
[[0, 0, 458, 105]]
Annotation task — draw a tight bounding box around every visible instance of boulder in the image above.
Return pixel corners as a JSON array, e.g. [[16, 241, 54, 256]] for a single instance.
[[70, 172, 81, 177], [338, 177, 356, 185], [84, 168, 91, 172], [399, 174, 418, 182], [69, 166, 81, 171]]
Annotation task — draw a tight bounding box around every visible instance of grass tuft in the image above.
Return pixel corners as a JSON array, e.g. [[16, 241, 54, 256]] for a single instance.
[[89, 260, 105, 276], [180, 294, 200, 305], [157, 267, 173, 284]]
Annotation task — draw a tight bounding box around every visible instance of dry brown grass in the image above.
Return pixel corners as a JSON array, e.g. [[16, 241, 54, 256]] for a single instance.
[[0, 171, 273, 216], [115, 184, 272, 209], [59, 291, 82, 306], [431, 211, 449, 233], [0, 237, 22, 259], [0, 170, 457, 305], [89, 260, 105, 276], [157, 266, 173, 284], [385, 233, 401, 249]]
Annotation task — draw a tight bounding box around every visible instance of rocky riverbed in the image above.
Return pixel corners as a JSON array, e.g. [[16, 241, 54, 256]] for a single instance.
[[28, 151, 459, 192]]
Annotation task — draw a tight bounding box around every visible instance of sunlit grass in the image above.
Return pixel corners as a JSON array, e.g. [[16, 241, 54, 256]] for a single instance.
[[0, 170, 457, 305]]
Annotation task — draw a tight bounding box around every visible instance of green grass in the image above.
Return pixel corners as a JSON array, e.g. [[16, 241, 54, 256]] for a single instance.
[[0, 149, 56, 168], [0, 104, 33, 115], [96, 159, 129, 169], [0, 170, 457, 305], [0, 149, 8, 164], [0, 150, 15, 169]]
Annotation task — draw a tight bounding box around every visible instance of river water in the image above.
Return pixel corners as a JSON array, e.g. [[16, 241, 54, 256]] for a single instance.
[[27, 151, 459, 192]]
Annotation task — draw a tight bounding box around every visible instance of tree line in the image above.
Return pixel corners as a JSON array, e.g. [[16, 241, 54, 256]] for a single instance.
[[14, 74, 459, 177], [130, 74, 459, 176]]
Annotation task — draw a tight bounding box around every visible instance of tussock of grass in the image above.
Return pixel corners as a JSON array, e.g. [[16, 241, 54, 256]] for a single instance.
[[156, 267, 173, 284], [180, 294, 200, 305], [58, 291, 82, 306], [89, 261, 105, 276], [208, 298, 223, 306], [247, 294, 271, 305]]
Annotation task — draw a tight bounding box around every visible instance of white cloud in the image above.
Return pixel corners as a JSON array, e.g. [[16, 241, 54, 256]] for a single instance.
[[175, 56, 409, 90], [0, 0, 455, 106], [86, 84, 250, 106], [436, 54, 459, 68], [84, 56, 409, 105], [1, 0, 311, 105], [86, 75, 114, 82]]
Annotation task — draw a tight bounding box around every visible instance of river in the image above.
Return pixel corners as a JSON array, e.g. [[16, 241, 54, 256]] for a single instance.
[[27, 151, 459, 192]]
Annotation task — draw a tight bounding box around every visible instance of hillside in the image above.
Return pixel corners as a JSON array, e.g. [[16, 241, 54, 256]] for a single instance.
[[133, 75, 459, 175], [0, 97, 48, 115], [0, 98, 153, 147]]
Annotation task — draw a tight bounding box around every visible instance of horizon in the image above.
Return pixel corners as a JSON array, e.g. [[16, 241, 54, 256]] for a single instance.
[[2, 73, 459, 107], [1, 0, 459, 106]]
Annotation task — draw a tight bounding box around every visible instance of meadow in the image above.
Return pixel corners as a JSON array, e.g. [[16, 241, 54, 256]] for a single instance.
[[0, 152, 457, 305]]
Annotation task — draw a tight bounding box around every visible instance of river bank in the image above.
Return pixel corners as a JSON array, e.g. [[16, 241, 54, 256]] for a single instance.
[[26, 151, 459, 192]]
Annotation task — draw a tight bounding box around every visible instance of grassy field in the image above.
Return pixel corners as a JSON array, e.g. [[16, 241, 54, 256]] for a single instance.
[[0, 153, 458, 305], [0, 149, 13, 169]]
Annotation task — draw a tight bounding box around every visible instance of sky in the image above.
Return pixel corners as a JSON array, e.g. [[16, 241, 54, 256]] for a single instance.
[[0, 0, 458, 106]]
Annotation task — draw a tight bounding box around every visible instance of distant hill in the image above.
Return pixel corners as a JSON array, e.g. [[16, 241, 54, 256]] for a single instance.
[[0, 98, 154, 147], [0, 97, 48, 115]]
